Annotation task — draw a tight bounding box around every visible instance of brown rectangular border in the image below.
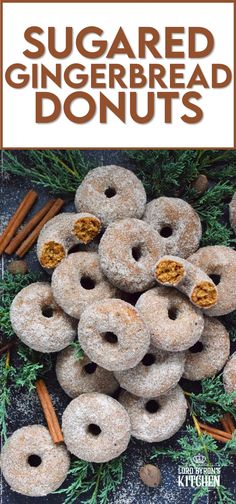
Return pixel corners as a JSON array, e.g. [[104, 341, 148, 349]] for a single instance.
[[1, 0, 235, 150]]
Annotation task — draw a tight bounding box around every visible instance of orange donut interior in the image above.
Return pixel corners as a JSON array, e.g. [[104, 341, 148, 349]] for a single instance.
[[191, 281, 218, 308], [74, 216, 101, 244], [155, 259, 185, 285], [40, 241, 65, 268]]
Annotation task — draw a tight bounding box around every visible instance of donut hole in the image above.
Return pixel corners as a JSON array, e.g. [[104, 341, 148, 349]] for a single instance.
[[142, 353, 156, 366], [27, 454, 42, 467], [132, 245, 143, 262], [83, 362, 98, 374], [145, 400, 160, 414], [87, 423, 101, 436], [189, 341, 204, 354], [168, 307, 178, 321], [80, 276, 96, 290], [102, 332, 118, 344], [104, 187, 116, 198], [160, 226, 173, 238], [42, 305, 54, 318], [209, 274, 221, 286]]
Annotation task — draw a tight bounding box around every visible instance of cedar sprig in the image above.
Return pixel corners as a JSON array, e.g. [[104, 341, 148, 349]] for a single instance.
[[0, 353, 15, 442], [14, 345, 52, 391], [3, 150, 91, 196], [185, 375, 236, 424], [70, 340, 85, 361], [55, 456, 123, 504], [0, 272, 41, 339], [151, 426, 236, 504]]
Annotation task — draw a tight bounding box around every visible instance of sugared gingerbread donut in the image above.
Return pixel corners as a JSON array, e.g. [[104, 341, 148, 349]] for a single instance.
[[56, 346, 118, 398], [223, 353, 236, 399], [10, 282, 76, 353], [52, 252, 117, 319], [155, 255, 218, 310], [62, 393, 131, 462], [1, 425, 70, 497], [99, 218, 164, 293], [136, 287, 204, 352], [78, 299, 150, 371], [115, 345, 185, 398], [37, 212, 101, 270], [188, 246, 236, 316], [143, 197, 202, 258], [75, 165, 147, 227], [119, 385, 187, 442], [229, 192, 236, 234], [183, 317, 230, 381]]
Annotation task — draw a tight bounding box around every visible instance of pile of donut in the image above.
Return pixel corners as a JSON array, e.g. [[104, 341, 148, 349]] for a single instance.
[[2, 165, 236, 498]]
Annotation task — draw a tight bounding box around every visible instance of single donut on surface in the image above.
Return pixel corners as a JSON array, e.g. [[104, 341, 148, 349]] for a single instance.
[[115, 345, 185, 398], [155, 255, 218, 310], [78, 299, 150, 371], [75, 165, 147, 227], [136, 287, 204, 352], [119, 385, 187, 442], [223, 353, 236, 400], [52, 252, 117, 319], [229, 192, 236, 234], [10, 282, 76, 353], [56, 346, 118, 398], [62, 392, 131, 462], [143, 197, 202, 258], [188, 246, 236, 316], [0, 425, 70, 497], [37, 212, 101, 270], [99, 218, 164, 293], [183, 317, 230, 381]]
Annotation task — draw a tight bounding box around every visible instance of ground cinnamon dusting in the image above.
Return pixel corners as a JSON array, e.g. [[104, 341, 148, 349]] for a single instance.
[[155, 260, 185, 284], [73, 217, 101, 244], [191, 281, 218, 307], [40, 241, 65, 268]]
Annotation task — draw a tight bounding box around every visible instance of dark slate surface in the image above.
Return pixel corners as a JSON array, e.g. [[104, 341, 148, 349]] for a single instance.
[[1, 151, 236, 504]]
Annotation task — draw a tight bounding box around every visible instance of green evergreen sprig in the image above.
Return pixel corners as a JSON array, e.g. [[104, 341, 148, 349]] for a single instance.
[[55, 456, 124, 504], [151, 426, 236, 504], [70, 340, 85, 360], [0, 353, 15, 442], [3, 150, 91, 195], [185, 375, 236, 424]]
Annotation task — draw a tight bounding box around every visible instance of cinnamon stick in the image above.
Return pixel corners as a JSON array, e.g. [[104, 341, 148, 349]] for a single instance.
[[16, 198, 64, 258], [36, 379, 64, 444], [5, 200, 55, 255], [198, 421, 232, 440], [221, 413, 235, 434], [0, 190, 38, 255], [200, 429, 230, 444]]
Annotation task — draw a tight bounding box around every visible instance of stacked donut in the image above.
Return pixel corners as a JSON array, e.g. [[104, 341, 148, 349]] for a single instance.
[[2, 165, 236, 498]]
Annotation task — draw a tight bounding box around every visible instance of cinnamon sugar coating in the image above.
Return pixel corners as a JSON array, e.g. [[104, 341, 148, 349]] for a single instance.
[[229, 192, 236, 234], [183, 317, 230, 381], [223, 352, 236, 400], [10, 282, 76, 353], [119, 385, 187, 442], [143, 197, 202, 258], [37, 212, 101, 270], [136, 287, 204, 352], [188, 246, 236, 316], [56, 346, 118, 398], [62, 393, 131, 462], [78, 299, 150, 371], [155, 255, 218, 309], [99, 218, 164, 293], [75, 165, 147, 227], [1, 425, 70, 497], [52, 252, 117, 319], [115, 345, 185, 398]]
